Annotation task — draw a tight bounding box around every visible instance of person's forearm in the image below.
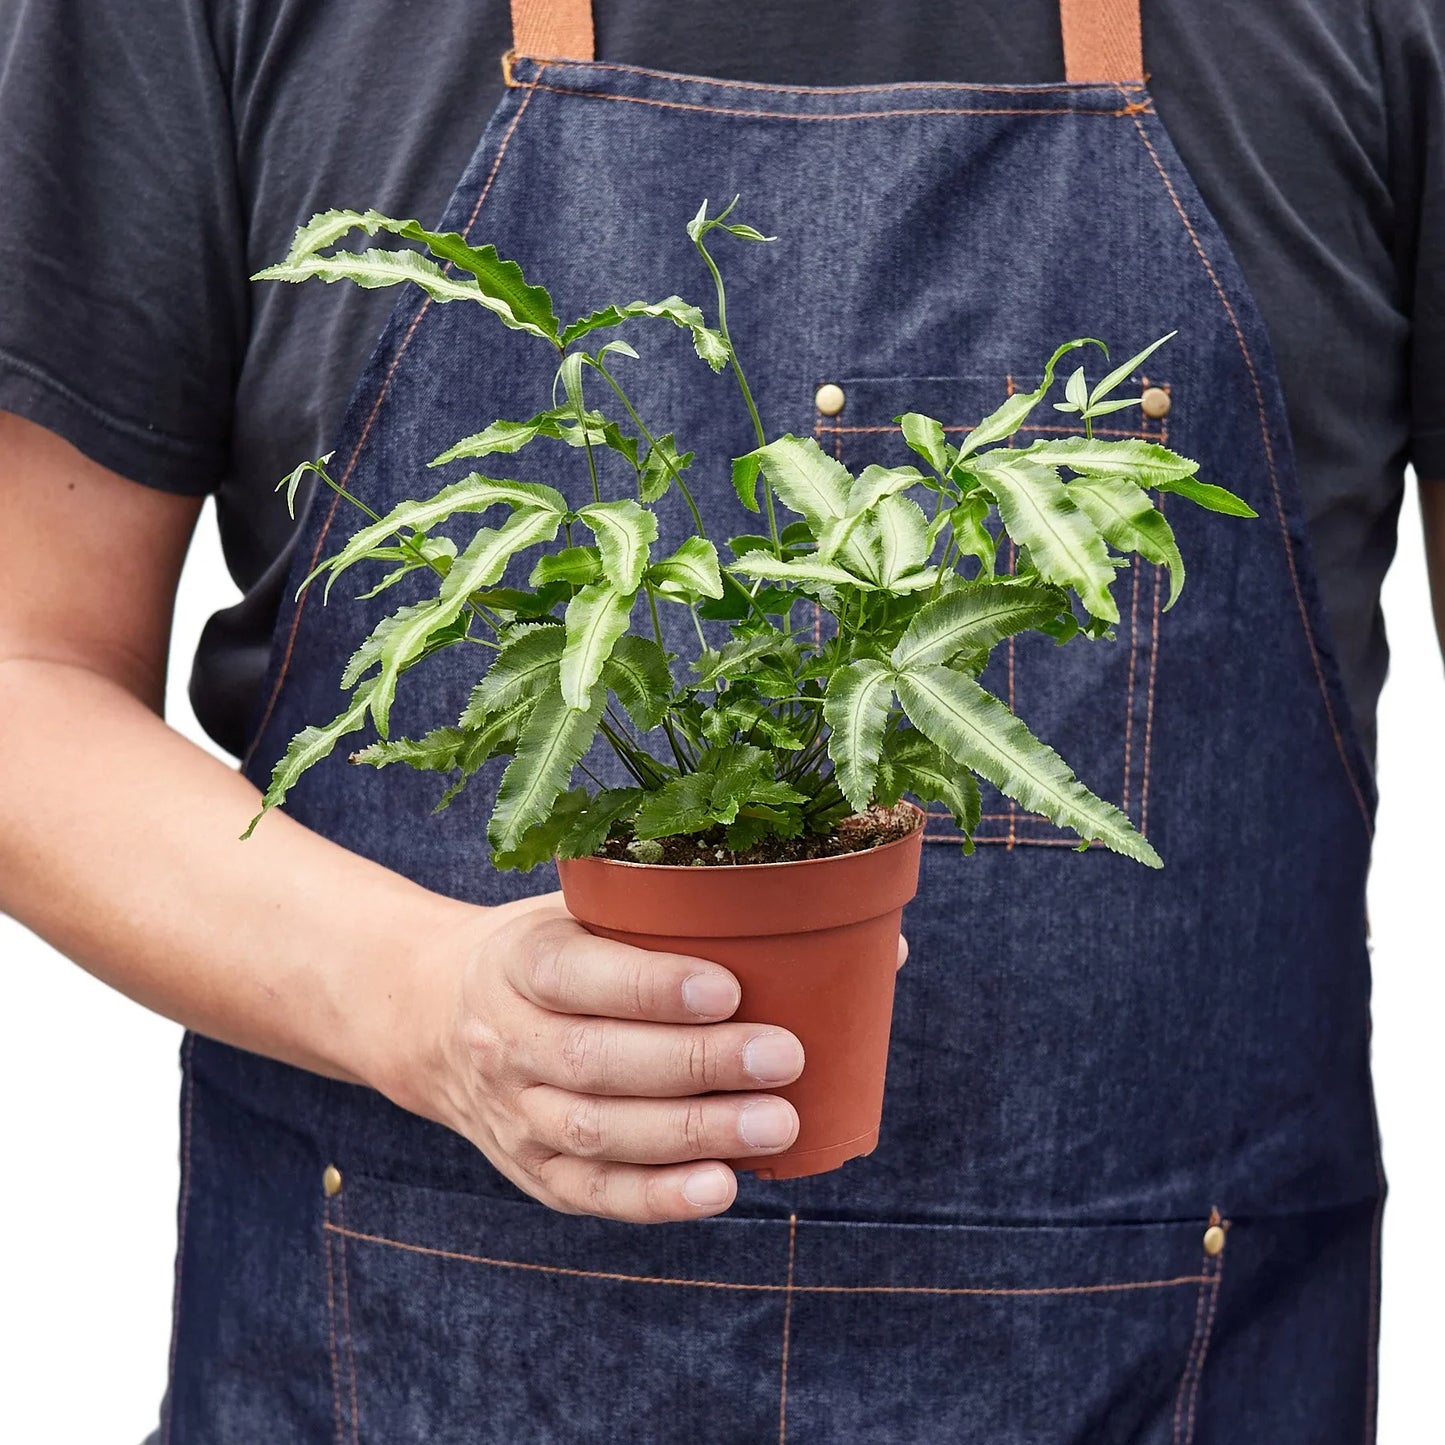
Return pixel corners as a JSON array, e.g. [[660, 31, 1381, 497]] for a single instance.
[[0, 655, 474, 1094], [1422, 481, 1445, 663]]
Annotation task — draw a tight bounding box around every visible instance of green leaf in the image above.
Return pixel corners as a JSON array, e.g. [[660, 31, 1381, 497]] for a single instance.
[[561, 583, 636, 708], [602, 636, 674, 730], [946, 494, 998, 576], [1154, 476, 1259, 518], [1068, 474, 1186, 608], [1008, 436, 1199, 487], [894, 665, 1161, 866], [429, 411, 572, 468], [275, 455, 333, 518], [242, 682, 377, 838], [1088, 331, 1176, 405], [896, 413, 954, 474], [696, 576, 793, 620], [369, 506, 564, 737], [560, 295, 728, 371], [1063, 366, 1089, 413], [634, 772, 716, 840], [639, 434, 695, 504], [891, 582, 1066, 670], [491, 786, 644, 871], [869, 494, 933, 587], [350, 726, 466, 772], [822, 660, 896, 811], [731, 453, 763, 512], [464, 625, 567, 721], [303, 474, 567, 600], [530, 546, 603, 587], [728, 552, 873, 591], [353, 535, 458, 600], [876, 730, 982, 837], [692, 629, 791, 687], [746, 436, 853, 530], [489, 680, 606, 853], [342, 602, 438, 689], [555, 787, 644, 859], [434, 696, 534, 812], [648, 536, 724, 601], [577, 499, 658, 593], [256, 210, 559, 341], [955, 339, 1104, 459], [968, 456, 1118, 623], [816, 465, 928, 562]]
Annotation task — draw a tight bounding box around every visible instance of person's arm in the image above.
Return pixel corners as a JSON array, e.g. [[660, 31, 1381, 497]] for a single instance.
[[1422, 481, 1445, 663], [0, 411, 808, 1221]]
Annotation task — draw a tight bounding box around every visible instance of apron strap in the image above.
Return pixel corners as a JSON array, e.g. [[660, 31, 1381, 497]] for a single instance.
[[508, 1, 1142, 83], [1060, 0, 1144, 83], [510, 0, 595, 61]]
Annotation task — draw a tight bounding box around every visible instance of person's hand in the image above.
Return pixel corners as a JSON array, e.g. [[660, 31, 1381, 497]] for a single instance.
[[402, 893, 814, 1223]]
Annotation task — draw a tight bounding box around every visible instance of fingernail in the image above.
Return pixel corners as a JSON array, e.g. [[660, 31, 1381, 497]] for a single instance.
[[743, 1032, 804, 1085], [682, 972, 740, 1017], [683, 1167, 732, 1208], [739, 1101, 797, 1150]]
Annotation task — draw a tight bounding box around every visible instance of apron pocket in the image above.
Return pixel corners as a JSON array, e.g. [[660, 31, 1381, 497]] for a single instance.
[[815, 372, 1173, 851], [322, 1169, 1225, 1443]]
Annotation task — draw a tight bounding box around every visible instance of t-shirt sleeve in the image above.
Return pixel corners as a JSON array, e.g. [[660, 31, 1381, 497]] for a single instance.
[[1378, 0, 1445, 480], [0, 1, 244, 494]]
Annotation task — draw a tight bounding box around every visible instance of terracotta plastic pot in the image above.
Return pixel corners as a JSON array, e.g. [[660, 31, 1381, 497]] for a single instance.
[[556, 806, 924, 1180]]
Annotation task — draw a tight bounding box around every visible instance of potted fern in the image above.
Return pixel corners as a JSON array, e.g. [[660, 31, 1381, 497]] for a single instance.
[[244, 200, 1254, 1178]]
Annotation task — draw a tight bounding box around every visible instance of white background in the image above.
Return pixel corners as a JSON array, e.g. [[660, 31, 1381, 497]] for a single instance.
[[2, 486, 1442, 1442]]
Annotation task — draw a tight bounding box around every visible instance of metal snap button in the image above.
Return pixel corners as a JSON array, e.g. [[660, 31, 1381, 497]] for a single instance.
[[1202, 1223, 1226, 1256], [323, 1164, 343, 1197], [1141, 386, 1171, 419], [814, 383, 846, 416]]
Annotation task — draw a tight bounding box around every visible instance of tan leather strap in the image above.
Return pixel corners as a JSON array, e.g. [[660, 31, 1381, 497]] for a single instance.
[[1060, 0, 1144, 83], [510, 0, 594, 60], [508, 1, 1140, 83]]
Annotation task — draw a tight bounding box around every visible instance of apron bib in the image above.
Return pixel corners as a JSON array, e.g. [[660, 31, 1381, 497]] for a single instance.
[[164, 3, 1384, 1439]]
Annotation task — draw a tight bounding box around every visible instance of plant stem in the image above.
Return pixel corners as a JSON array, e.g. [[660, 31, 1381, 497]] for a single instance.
[[595, 363, 708, 540], [308, 463, 502, 634], [645, 585, 691, 771], [694, 234, 781, 556]]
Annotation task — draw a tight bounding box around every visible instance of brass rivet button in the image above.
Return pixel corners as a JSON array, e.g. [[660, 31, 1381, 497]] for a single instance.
[[322, 1164, 343, 1197], [814, 382, 846, 416], [1141, 386, 1172, 419], [1202, 1223, 1226, 1257]]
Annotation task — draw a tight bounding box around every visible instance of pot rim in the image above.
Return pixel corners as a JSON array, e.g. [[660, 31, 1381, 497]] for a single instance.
[[557, 801, 926, 874]]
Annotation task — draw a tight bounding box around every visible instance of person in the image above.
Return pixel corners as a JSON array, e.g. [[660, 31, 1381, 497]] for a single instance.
[[2, 0, 1442, 1438]]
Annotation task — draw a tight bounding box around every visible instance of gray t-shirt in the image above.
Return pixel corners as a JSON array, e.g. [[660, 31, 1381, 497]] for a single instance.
[[1, 0, 1441, 763]]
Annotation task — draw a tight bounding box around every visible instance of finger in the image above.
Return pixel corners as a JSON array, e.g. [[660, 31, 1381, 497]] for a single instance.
[[523, 1017, 805, 1097], [533, 1156, 738, 1223], [897, 933, 909, 970], [504, 909, 742, 1023], [520, 1085, 799, 1165]]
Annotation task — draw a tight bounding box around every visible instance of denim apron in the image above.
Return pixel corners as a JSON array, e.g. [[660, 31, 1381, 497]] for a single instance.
[[162, 2, 1384, 1439]]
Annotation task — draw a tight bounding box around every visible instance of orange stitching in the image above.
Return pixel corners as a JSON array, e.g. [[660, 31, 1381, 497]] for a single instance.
[[1182, 1230, 1227, 1443], [1172, 1245, 1211, 1444], [243, 73, 546, 766], [324, 1222, 1207, 1295], [814, 421, 1144, 437], [159, 1034, 195, 1445], [1127, 112, 1372, 836], [335, 1195, 360, 1445], [323, 1211, 345, 1445], [521, 54, 1147, 97], [528, 80, 1150, 122], [1137, 391, 1168, 840], [778, 1213, 797, 1445], [1122, 530, 1142, 820]]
